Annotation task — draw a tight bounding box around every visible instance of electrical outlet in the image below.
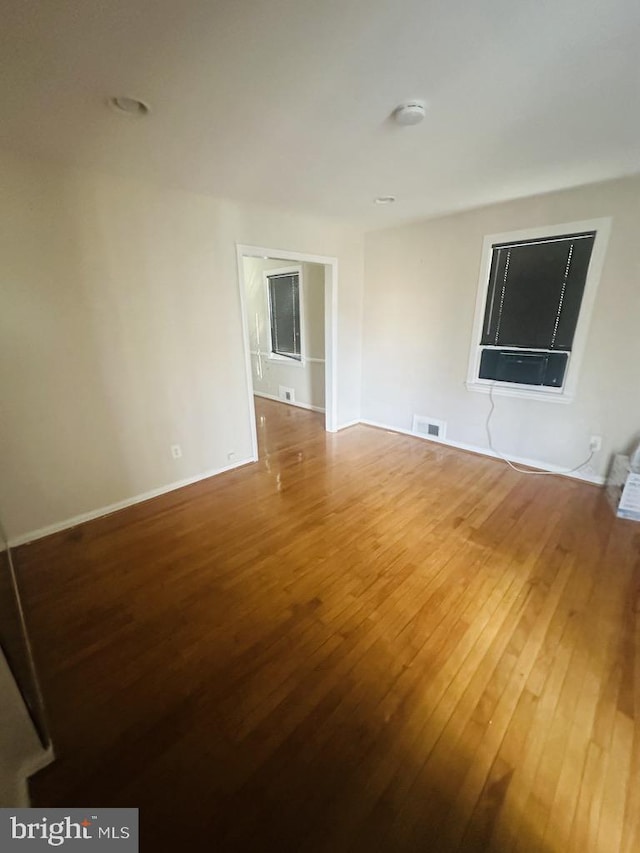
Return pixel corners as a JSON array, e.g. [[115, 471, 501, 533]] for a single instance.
[[171, 444, 182, 459], [589, 435, 602, 453]]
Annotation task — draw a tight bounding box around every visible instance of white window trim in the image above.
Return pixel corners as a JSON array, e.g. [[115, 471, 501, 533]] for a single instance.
[[466, 217, 612, 404], [264, 265, 305, 367]]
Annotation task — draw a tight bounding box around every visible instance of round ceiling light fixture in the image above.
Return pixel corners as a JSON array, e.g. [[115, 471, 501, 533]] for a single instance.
[[393, 100, 426, 126], [109, 96, 151, 117], [374, 196, 396, 205]]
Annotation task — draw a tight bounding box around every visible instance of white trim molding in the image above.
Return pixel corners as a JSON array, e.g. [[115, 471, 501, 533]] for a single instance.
[[463, 379, 573, 404], [250, 349, 325, 365], [9, 415, 604, 548], [236, 244, 338, 436], [359, 418, 605, 486], [254, 391, 325, 413], [466, 217, 612, 403], [9, 457, 256, 548]]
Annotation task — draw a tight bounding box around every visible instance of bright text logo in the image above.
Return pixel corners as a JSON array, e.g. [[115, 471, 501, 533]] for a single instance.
[[0, 809, 138, 851]]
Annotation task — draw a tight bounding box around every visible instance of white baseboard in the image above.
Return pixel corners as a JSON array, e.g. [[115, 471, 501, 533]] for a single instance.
[[253, 391, 325, 414], [359, 419, 605, 486], [336, 419, 361, 431], [10, 416, 604, 548], [9, 456, 257, 548]]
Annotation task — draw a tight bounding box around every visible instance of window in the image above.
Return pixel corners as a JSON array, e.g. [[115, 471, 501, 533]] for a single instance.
[[467, 219, 611, 402], [266, 269, 303, 362]]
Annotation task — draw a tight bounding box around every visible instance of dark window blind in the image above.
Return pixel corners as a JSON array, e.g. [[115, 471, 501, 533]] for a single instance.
[[268, 273, 301, 360], [481, 232, 595, 351]]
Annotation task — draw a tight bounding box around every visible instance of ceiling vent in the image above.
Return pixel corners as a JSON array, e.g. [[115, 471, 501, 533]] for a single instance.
[[108, 96, 151, 117], [412, 414, 447, 441]]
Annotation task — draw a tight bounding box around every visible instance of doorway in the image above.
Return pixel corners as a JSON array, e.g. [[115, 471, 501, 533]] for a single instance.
[[236, 245, 337, 459]]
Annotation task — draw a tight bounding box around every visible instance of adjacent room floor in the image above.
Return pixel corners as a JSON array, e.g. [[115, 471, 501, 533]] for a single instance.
[[15, 398, 639, 852]]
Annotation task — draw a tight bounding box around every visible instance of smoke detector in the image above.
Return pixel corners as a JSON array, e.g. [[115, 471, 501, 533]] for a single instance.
[[393, 101, 427, 126]]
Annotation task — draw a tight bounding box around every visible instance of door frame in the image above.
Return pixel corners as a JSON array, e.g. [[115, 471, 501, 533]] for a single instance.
[[236, 244, 338, 460]]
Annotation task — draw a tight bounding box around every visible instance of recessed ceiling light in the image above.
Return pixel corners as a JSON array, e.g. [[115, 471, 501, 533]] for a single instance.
[[109, 96, 151, 117], [393, 101, 426, 126], [374, 196, 396, 205]]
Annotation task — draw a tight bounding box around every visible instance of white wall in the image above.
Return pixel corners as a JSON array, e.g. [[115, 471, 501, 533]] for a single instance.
[[0, 150, 363, 542], [4, 147, 637, 544], [243, 257, 325, 410], [362, 176, 640, 478]]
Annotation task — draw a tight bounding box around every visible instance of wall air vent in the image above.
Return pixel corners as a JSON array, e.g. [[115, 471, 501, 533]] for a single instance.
[[412, 414, 447, 441], [278, 385, 295, 403]]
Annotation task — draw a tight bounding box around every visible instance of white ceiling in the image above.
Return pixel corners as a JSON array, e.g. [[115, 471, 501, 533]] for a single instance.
[[1, 0, 639, 226]]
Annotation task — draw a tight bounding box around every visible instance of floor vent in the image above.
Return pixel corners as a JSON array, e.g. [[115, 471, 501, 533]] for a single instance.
[[412, 414, 447, 441], [279, 385, 295, 403]]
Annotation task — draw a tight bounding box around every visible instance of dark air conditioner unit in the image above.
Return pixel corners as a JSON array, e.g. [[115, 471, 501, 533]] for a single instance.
[[479, 349, 568, 388]]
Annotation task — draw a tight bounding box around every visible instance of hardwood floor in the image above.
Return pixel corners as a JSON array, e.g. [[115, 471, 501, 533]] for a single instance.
[[14, 398, 640, 852]]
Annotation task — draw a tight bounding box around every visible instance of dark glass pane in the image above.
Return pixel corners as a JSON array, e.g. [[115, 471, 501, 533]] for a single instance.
[[269, 274, 301, 360], [552, 240, 594, 350], [480, 233, 595, 350]]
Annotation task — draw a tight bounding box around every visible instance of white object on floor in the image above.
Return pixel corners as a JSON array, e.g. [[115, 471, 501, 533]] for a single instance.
[[606, 454, 640, 522], [0, 648, 53, 806]]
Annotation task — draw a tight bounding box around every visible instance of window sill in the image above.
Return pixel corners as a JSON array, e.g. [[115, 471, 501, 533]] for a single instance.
[[465, 380, 574, 404], [250, 350, 325, 367], [267, 353, 305, 367]]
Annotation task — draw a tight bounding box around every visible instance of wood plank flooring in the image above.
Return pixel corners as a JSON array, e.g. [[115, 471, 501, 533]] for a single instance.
[[14, 398, 640, 851]]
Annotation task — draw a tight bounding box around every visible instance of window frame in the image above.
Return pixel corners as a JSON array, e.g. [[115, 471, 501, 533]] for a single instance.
[[264, 265, 305, 367], [466, 217, 611, 403]]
